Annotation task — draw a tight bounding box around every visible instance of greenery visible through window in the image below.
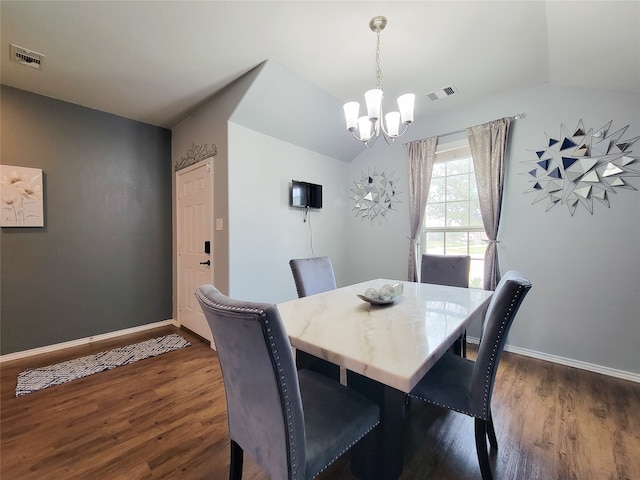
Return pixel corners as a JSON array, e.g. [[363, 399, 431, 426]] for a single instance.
[[421, 141, 487, 288]]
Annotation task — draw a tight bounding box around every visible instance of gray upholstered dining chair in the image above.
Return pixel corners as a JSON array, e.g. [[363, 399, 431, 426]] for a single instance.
[[195, 285, 380, 480], [289, 256, 340, 381], [420, 253, 470, 288], [421, 253, 471, 357], [289, 256, 337, 297], [408, 270, 531, 480]]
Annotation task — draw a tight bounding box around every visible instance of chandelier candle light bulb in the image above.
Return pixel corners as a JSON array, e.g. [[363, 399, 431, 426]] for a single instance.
[[365, 88, 383, 120], [398, 93, 415, 124], [358, 116, 373, 141], [343, 16, 415, 147], [344, 102, 360, 130], [385, 111, 401, 136]]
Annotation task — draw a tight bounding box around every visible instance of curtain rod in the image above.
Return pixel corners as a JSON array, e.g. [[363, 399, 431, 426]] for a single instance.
[[403, 113, 525, 146]]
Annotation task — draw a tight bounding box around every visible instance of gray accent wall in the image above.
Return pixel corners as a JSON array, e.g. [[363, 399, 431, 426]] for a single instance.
[[1, 86, 172, 355]]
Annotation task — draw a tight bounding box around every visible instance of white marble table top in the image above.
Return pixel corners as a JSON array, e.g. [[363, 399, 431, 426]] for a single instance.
[[278, 279, 493, 393]]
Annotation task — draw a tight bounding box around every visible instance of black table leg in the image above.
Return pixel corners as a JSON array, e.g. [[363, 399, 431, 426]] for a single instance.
[[450, 330, 467, 357], [347, 371, 406, 480]]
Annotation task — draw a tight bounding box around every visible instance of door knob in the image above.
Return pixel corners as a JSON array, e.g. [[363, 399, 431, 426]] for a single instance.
[[199, 260, 211, 266]]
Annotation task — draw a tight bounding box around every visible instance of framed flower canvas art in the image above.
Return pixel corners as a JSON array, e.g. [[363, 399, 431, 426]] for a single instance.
[[1, 165, 44, 227]]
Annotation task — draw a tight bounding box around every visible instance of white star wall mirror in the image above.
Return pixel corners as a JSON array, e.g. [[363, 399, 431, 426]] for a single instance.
[[351, 168, 401, 224]]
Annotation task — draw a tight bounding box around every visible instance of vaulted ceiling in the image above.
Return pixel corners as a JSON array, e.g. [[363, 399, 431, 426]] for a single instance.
[[2, 1, 638, 129]]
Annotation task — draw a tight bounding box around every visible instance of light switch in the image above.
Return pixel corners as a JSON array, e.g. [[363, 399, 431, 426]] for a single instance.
[[216, 218, 223, 231]]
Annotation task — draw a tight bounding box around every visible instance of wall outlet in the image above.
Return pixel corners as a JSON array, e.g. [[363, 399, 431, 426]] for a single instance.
[[216, 218, 223, 231]]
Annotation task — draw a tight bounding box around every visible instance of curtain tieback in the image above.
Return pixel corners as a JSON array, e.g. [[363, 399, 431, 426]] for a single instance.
[[482, 239, 500, 244], [407, 237, 421, 246]]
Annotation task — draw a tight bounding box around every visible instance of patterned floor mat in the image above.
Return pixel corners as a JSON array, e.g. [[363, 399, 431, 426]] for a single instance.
[[15, 333, 191, 396]]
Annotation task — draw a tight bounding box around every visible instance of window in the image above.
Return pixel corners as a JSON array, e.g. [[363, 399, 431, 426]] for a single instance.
[[421, 139, 487, 288]]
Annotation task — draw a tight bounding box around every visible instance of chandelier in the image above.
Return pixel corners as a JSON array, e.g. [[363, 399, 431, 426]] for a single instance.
[[343, 16, 415, 147]]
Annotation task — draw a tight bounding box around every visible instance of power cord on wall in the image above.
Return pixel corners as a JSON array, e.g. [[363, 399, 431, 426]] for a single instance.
[[306, 206, 315, 257], [298, 206, 316, 256]]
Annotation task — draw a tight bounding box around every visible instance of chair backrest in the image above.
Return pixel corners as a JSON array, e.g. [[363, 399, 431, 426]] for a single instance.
[[470, 270, 531, 419], [421, 254, 470, 288], [195, 285, 306, 480], [289, 256, 337, 298]]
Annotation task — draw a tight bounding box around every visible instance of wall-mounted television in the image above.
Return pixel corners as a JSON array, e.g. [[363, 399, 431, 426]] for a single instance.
[[290, 180, 322, 209]]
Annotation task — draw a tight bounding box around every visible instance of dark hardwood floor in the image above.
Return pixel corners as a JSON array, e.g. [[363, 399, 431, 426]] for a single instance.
[[1, 326, 639, 479]]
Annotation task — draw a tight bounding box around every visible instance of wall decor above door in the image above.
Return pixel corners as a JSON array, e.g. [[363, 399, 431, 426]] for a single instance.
[[523, 120, 639, 215], [175, 142, 217, 171]]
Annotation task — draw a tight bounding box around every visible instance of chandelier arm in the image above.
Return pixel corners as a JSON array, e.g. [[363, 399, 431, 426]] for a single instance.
[[393, 123, 411, 137], [378, 104, 386, 135], [365, 135, 379, 148], [364, 121, 381, 147], [350, 130, 367, 142], [399, 123, 411, 135]]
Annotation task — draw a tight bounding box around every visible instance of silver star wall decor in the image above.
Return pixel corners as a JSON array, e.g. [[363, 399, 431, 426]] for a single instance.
[[351, 167, 401, 224], [523, 120, 639, 215]]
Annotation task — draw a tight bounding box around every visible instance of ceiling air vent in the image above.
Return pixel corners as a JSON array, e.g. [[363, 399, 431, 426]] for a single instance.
[[10, 44, 45, 70], [427, 84, 458, 101]]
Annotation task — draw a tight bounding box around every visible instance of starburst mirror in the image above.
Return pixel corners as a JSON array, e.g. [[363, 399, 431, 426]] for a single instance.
[[351, 168, 401, 224], [523, 120, 639, 215]]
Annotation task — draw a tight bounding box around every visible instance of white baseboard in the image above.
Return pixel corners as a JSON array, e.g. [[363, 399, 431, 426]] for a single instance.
[[0, 319, 179, 363], [467, 336, 640, 384]]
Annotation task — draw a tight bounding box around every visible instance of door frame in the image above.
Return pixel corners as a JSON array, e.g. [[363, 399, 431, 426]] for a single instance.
[[175, 157, 214, 344]]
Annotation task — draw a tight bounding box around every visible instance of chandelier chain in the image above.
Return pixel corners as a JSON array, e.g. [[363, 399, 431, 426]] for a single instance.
[[375, 31, 383, 89]]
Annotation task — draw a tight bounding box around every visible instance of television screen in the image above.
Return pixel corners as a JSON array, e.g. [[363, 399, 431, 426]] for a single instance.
[[290, 180, 322, 209]]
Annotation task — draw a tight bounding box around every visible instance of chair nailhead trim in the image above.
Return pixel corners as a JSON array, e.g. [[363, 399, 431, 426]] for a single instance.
[[408, 393, 473, 417], [309, 421, 380, 479], [480, 286, 523, 418], [264, 319, 300, 478], [195, 289, 268, 315]]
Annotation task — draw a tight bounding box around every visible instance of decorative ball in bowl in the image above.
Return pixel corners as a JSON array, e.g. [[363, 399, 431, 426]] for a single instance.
[[358, 283, 404, 305]]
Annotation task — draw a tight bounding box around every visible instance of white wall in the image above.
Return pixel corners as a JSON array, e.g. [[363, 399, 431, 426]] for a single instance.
[[345, 83, 640, 376], [227, 123, 349, 303]]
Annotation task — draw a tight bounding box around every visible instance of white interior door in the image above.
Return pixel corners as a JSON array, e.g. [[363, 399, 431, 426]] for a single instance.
[[177, 159, 214, 345]]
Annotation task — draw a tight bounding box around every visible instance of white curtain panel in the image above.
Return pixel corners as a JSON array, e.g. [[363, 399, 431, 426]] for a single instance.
[[466, 117, 511, 290], [406, 137, 437, 281]]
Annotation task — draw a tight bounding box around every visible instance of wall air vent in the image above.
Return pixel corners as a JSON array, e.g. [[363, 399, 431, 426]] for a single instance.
[[10, 44, 45, 70], [427, 84, 458, 101]]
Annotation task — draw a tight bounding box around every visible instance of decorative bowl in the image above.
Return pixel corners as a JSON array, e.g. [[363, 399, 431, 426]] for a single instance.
[[357, 282, 403, 305]]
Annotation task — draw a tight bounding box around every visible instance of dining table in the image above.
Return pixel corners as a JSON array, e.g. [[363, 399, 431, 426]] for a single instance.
[[277, 278, 494, 480]]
